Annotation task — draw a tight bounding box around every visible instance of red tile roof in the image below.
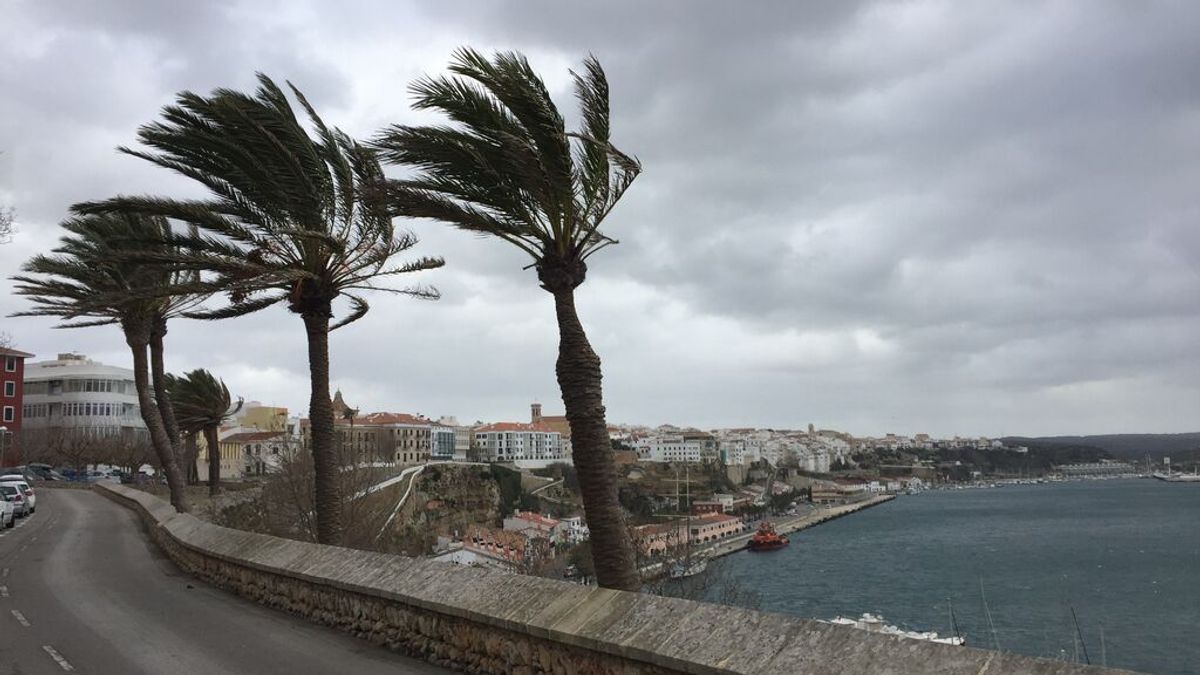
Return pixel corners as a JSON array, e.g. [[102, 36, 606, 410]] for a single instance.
[[336, 412, 429, 426]]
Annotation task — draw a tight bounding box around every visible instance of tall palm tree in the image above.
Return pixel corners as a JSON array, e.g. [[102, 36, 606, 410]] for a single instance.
[[165, 369, 243, 495], [372, 49, 643, 590], [76, 74, 443, 544], [11, 213, 199, 511]]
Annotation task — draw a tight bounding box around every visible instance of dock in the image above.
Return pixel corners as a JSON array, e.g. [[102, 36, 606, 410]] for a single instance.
[[703, 494, 895, 560]]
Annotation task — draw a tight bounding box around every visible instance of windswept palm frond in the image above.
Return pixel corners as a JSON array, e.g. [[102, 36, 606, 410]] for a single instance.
[[75, 73, 444, 325], [372, 48, 640, 275]]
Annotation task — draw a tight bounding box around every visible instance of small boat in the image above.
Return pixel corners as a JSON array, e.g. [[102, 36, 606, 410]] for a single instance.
[[669, 556, 709, 579], [821, 613, 966, 646], [748, 521, 789, 551], [1153, 471, 1200, 483]]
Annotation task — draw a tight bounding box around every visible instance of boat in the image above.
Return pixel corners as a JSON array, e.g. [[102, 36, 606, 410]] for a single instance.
[[821, 613, 966, 646], [747, 521, 789, 551], [669, 555, 709, 579], [1152, 472, 1200, 482]]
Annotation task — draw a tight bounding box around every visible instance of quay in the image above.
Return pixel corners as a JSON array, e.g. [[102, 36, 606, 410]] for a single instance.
[[704, 494, 895, 560]]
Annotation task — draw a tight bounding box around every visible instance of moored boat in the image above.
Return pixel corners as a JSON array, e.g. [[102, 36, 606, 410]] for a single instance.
[[748, 521, 789, 551]]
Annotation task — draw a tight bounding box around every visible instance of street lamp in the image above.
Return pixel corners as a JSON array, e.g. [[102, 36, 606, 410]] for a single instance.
[[0, 426, 7, 468]]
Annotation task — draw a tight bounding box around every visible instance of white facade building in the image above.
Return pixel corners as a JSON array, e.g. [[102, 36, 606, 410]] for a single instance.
[[474, 422, 564, 462], [22, 353, 145, 437], [634, 434, 704, 463]]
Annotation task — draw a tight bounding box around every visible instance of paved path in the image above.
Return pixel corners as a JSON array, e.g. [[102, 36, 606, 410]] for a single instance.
[[0, 489, 447, 674]]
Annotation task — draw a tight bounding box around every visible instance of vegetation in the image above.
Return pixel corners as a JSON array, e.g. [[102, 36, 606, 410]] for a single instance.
[[11, 213, 200, 511], [373, 49, 643, 591], [165, 369, 243, 495], [75, 75, 443, 544]]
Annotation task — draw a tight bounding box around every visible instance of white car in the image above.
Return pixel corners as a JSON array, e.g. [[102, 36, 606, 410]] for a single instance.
[[0, 485, 28, 518], [0, 479, 34, 514], [0, 498, 13, 528]]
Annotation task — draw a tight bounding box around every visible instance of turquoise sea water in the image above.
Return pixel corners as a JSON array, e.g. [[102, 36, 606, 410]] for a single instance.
[[715, 479, 1199, 674]]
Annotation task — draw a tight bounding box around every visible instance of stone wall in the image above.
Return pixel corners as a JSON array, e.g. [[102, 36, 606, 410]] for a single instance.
[[96, 483, 1124, 674]]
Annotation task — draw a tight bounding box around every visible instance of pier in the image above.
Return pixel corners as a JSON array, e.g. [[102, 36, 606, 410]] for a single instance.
[[704, 494, 895, 560]]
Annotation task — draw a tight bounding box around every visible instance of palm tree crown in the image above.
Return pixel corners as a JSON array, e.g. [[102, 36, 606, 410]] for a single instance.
[[371, 48, 640, 291], [165, 369, 242, 436], [77, 73, 444, 325]]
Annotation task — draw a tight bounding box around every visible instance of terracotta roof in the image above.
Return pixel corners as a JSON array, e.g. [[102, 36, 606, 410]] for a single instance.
[[509, 511, 560, 528], [223, 431, 288, 443], [697, 513, 740, 524], [336, 412, 429, 427], [475, 421, 560, 433]]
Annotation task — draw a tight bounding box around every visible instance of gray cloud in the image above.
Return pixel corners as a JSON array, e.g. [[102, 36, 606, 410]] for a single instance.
[[2, 0, 1198, 436]]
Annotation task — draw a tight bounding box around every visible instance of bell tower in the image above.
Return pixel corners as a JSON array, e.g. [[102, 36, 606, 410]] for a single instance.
[[531, 402, 542, 424]]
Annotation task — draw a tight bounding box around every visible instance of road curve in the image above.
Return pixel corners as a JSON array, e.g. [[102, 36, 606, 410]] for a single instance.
[[0, 488, 447, 674]]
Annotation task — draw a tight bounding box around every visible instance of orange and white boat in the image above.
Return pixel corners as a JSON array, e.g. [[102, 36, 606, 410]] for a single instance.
[[747, 521, 789, 551]]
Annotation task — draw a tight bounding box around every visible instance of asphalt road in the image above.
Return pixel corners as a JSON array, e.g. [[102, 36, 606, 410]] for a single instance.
[[0, 488, 448, 674]]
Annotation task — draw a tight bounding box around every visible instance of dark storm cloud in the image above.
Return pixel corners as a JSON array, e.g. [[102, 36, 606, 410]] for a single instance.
[[1, 1, 1197, 435]]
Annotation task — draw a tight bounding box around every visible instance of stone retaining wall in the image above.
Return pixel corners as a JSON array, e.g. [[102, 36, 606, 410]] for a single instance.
[[96, 483, 1124, 674]]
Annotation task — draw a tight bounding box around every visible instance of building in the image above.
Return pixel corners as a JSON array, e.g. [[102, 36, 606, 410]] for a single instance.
[[0, 347, 34, 465], [302, 408, 434, 465], [474, 422, 564, 462], [633, 434, 706, 463], [632, 512, 744, 556], [431, 423, 456, 461], [502, 510, 561, 544], [21, 353, 146, 447]]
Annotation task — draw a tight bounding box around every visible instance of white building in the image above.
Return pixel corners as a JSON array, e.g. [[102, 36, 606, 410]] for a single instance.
[[474, 422, 564, 462], [634, 434, 704, 463], [22, 353, 145, 438]]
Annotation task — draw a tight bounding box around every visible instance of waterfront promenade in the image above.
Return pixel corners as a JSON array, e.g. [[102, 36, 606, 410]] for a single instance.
[[704, 494, 895, 560], [642, 494, 896, 578]]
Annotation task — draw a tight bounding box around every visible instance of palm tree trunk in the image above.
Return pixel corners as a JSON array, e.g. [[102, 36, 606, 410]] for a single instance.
[[125, 322, 188, 512], [150, 319, 184, 466], [204, 424, 221, 497], [552, 289, 639, 591], [303, 312, 342, 544], [185, 432, 200, 485]]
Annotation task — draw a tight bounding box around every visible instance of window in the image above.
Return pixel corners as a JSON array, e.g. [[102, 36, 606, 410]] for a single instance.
[[2, 407, 12, 423], [3, 382, 13, 397], [4, 357, 14, 373]]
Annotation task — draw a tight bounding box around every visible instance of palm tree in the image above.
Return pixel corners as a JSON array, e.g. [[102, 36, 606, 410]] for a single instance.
[[76, 74, 443, 544], [11, 213, 199, 511], [372, 49, 643, 590], [165, 369, 243, 495]]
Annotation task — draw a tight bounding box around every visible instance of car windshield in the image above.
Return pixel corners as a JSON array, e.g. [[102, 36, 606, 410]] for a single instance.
[[0, 486, 16, 496]]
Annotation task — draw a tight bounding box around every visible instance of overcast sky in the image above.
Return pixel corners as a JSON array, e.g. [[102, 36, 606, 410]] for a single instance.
[[2, 0, 1198, 438]]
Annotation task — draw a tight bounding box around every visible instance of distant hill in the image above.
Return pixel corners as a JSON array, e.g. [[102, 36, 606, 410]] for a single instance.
[[1001, 433, 1200, 460]]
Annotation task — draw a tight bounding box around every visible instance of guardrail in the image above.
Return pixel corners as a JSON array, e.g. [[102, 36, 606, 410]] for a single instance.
[[94, 482, 1123, 674]]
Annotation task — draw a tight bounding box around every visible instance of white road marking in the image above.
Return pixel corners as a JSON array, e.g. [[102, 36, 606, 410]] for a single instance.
[[12, 609, 29, 627], [42, 645, 75, 671], [0, 585, 9, 598]]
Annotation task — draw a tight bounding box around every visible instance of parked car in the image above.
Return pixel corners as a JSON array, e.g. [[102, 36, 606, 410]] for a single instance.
[[0, 497, 13, 528], [0, 485, 29, 518], [0, 479, 35, 514]]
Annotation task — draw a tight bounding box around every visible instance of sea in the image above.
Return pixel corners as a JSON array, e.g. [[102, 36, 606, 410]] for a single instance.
[[710, 479, 1199, 674]]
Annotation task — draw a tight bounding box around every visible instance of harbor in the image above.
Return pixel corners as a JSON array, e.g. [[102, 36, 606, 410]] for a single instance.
[[703, 494, 895, 560]]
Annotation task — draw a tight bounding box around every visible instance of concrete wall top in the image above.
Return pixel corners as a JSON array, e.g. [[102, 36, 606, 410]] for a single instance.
[[99, 483, 1129, 675]]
